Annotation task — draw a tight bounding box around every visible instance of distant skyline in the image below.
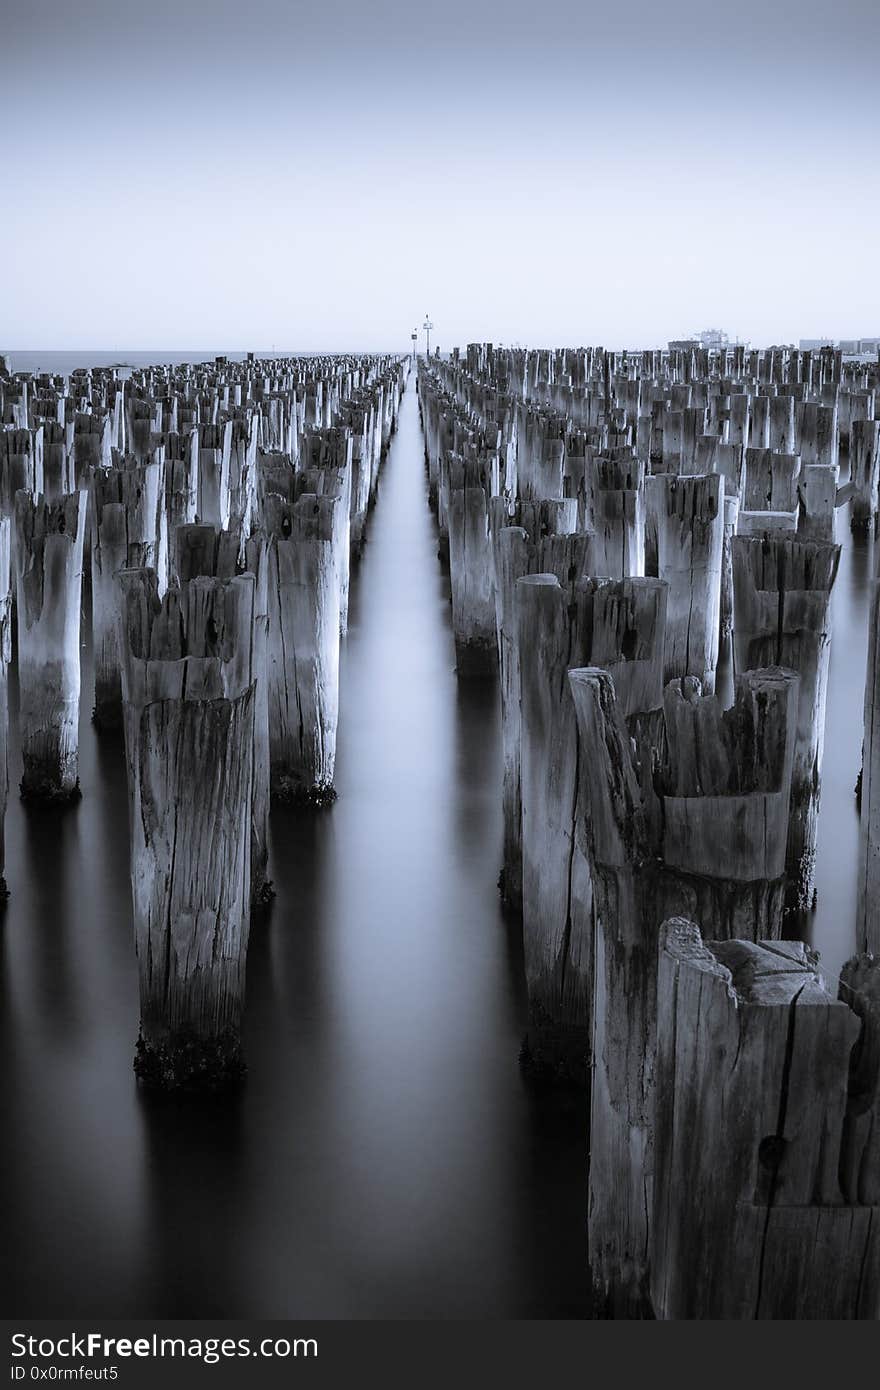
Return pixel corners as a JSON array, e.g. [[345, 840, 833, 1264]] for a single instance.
[[2, 0, 878, 350]]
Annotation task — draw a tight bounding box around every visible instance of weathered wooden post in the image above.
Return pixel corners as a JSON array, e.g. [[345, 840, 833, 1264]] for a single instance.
[[264, 493, 341, 804], [0, 520, 10, 895], [1, 427, 43, 514], [797, 463, 838, 542], [447, 450, 497, 675], [300, 426, 352, 635], [738, 448, 801, 534], [489, 498, 581, 908], [517, 575, 667, 1083], [197, 421, 232, 527], [118, 568, 256, 1088], [652, 921, 880, 1319], [850, 419, 880, 534], [165, 429, 199, 532], [644, 472, 723, 691], [567, 664, 799, 1315], [91, 458, 166, 726], [591, 456, 645, 578], [171, 523, 272, 907], [857, 577, 880, 955], [732, 534, 839, 914], [14, 490, 86, 801], [720, 493, 740, 638]]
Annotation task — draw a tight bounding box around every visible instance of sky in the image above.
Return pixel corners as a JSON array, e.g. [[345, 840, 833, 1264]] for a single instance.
[[2, 0, 879, 351]]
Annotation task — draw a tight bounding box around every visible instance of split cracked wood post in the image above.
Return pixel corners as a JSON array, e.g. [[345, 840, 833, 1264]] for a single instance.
[[165, 429, 199, 532], [14, 489, 86, 801], [797, 463, 838, 542], [117, 567, 256, 1089], [653, 922, 880, 1319], [732, 534, 840, 915], [263, 493, 341, 805], [644, 472, 723, 692], [91, 457, 167, 727], [721, 494, 740, 638], [857, 577, 880, 954], [489, 498, 581, 909], [517, 575, 667, 1084], [336, 404, 371, 555], [567, 665, 799, 1316], [850, 420, 880, 534], [172, 523, 272, 908], [739, 448, 800, 534], [448, 450, 497, 675], [591, 456, 645, 578], [0, 520, 10, 895], [42, 421, 73, 502], [197, 421, 232, 528], [300, 426, 352, 635]]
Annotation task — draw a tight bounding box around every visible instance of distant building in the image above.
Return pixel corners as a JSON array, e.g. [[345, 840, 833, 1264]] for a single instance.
[[668, 329, 745, 352], [800, 336, 880, 356]]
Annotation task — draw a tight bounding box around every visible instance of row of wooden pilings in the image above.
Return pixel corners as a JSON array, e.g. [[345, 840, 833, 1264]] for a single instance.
[[0, 351, 409, 1088], [417, 341, 880, 1319]]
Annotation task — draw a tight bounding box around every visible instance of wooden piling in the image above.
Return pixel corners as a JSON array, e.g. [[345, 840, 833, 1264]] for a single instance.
[[517, 575, 667, 1083], [590, 456, 645, 578], [0, 520, 10, 894], [14, 490, 86, 801], [447, 450, 497, 675], [264, 493, 341, 805], [91, 458, 167, 726], [489, 498, 581, 909], [644, 472, 723, 691], [732, 534, 840, 914], [850, 419, 880, 534], [117, 568, 256, 1089], [652, 921, 880, 1319], [567, 665, 799, 1314]]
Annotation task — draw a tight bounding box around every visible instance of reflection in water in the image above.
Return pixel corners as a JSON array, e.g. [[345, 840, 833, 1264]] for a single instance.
[[0, 386, 589, 1318]]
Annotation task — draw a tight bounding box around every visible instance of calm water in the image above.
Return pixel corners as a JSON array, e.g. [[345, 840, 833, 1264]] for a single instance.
[[0, 357, 869, 1317], [0, 381, 589, 1318]]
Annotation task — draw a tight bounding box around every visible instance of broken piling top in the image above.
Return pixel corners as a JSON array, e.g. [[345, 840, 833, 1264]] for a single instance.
[[488, 495, 578, 548], [653, 920, 878, 1320], [172, 520, 243, 586], [849, 418, 880, 532], [0, 517, 10, 882], [14, 488, 87, 611], [518, 573, 668, 722], [660, 669, 799, 882], [0, 426, 44, 510], [262, 490, 340, 547], [644, 471, 724, 691], [566, 665, 800, 876], [590, 452, 646, 577], [732, 532, 840, 662], [300, 424, 352, 475], [743, 446, 800, 511], [117, 567, 256, 709]]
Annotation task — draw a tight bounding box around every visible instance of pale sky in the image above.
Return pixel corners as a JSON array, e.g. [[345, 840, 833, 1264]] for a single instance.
[[2, 0, 878, 350]]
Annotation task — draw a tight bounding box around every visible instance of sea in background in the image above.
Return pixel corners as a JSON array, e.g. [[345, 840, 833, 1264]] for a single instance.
[[2, 350, 399, 376]]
